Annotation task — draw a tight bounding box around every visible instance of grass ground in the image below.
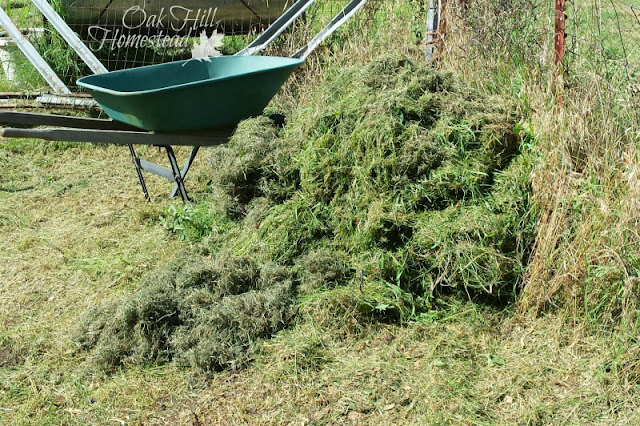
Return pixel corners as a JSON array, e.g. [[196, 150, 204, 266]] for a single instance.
[[0, 135, 639, 425], [1, 0, 640, 424], [0, 140, 194, 423], [1, 158, 639, 424]]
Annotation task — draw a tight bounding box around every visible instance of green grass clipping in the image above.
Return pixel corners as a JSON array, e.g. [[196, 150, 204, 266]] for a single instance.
[[75, 55, 537, 373]]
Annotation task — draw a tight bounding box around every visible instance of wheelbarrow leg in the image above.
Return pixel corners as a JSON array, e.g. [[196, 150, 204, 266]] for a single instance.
[[128, 144, 150, 201], [165, 145, 191, 202], [170, 146, 200, 199]]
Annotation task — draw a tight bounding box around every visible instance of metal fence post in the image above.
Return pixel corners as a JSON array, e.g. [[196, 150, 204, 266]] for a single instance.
[[425, 0, 440, 62], [426, 0, 447, 63]]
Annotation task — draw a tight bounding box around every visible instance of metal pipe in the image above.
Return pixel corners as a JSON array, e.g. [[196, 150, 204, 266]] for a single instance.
[[554, 0, 566, 102], [292, 0, 368, 60], [0, 7, 71, 94], [425, 0, 440, 62], [237, 0, 316, 56], [554, 0, 567, 68]]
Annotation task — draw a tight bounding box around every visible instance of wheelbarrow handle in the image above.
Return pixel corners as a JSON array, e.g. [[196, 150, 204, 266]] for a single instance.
[[236, 0, 317, 56], [292, 0, 369, 60]]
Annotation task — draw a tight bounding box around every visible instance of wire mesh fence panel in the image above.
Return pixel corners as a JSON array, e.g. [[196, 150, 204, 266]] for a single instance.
[[443, 1, 553, 73], [565, 0, 640, 86], [0, 1, 637, 100], [0, 0, 381, 97], [432, 0, 640, 129], [64, 0, 286, 71]]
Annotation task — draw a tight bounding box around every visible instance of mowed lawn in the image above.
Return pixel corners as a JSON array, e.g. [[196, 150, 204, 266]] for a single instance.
[[0, 140, 197, 424], [1, 138, 640, 425]]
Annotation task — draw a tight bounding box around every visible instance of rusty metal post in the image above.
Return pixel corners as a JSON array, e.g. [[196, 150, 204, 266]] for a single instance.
[[554, 0, 567, 101]]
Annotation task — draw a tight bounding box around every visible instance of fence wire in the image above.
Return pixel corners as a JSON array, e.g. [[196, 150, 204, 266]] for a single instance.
[[3, 1, 635, 99], [441, 0, 639, 96], [565, 0, 640, 84]]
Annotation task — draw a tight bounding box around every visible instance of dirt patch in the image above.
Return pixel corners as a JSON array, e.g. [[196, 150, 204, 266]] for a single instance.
[[0, 344, 24, 368]]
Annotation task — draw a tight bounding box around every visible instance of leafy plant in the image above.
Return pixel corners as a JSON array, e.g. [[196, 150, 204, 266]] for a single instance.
[[159, 204, 227, 242]]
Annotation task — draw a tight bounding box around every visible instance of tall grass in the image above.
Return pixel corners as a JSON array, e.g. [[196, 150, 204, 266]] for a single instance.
[[440, 0, 639, 325]]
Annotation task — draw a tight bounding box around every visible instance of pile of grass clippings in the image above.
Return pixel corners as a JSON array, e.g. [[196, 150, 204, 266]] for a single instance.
[[77, 55, 536, 372], [75, 254, 296, 371]]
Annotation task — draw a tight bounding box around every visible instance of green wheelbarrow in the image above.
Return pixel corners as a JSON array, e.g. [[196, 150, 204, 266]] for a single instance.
[[76, 56, 304, 132], [0, 0, 368, 201], [77, 0, 368, 132]]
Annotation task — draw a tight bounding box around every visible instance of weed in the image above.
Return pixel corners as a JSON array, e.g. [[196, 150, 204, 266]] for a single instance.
[[159, 204, 229, 242]]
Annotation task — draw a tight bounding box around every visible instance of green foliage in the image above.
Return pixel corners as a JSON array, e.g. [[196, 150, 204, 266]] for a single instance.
[[219, 35, 250, 56], [159, 204, 229, 242], [33, 0, 89, 85]]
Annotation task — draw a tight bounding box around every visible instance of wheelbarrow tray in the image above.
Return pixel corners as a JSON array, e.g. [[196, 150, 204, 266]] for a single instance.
[[77, 56, 304, 132]]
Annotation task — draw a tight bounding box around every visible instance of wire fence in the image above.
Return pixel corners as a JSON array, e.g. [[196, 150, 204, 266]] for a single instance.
[[0, 0, 380, 95], [440, 0, 639, 97], [1, 0, 636, 101], [565, 0, 640, 83]]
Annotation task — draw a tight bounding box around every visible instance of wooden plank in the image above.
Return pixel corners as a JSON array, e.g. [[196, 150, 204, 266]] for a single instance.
[[36, 95, 98, 109], [0, 112, 238, 137], [0, 127, 232, 146]]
